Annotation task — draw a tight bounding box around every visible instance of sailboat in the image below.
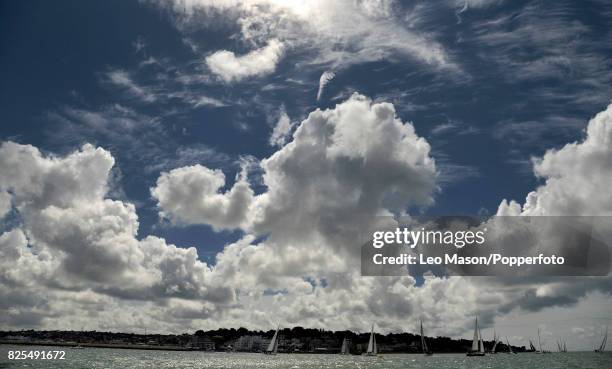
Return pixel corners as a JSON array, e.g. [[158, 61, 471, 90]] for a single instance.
[[557, 339, 565, 353], [536, 328, 550, 354], [467, 317, 486, 356], [420, 320, 433, 356], [364, 324, 378, 356], [340, 338, 350, 355], [595, 326, 607, 353], [529, 340, 537, 352], [506, 337, 515, 354], [264, 325, 279, 355], [488, 329, 499, 354], [563, 341, 567, 353]]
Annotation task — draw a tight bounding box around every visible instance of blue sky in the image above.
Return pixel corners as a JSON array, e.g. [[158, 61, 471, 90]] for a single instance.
[[1, 0, 612, 343], [4, 0, 610, 261]]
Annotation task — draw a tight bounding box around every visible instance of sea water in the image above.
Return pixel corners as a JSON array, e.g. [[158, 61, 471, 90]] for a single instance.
[[1, 346, 611, 369]]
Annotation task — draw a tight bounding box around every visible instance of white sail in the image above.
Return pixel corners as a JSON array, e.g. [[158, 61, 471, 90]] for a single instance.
[[340, 338, 349, 354], [491, 340, 498, 353], [373, 334, 377, 354], [506, 337, 514, 353], [490, 329, 498, 353], [420, 321, 428, 353], [529, 340, 537, 351], [266, 326, 279, 354], [537, 328, 543, 353], [598, 327, 608, 352], [563, 341, 567, 353], [471, 317, 480, 352], [467, 317, 485, 356], [367, 324, 377, 355]]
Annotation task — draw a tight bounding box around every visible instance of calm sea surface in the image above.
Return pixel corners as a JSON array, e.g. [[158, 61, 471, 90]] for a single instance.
[[1, 346, 611, 369]]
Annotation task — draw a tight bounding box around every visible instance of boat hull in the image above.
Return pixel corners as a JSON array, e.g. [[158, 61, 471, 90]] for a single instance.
[[466, 351, 485, 356]]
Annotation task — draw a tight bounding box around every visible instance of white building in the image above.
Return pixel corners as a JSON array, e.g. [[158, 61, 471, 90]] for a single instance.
[[235, 335, 270, 352]]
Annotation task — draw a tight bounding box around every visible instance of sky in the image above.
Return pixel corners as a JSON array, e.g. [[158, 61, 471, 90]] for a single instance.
[[1, 0, 612, 351]]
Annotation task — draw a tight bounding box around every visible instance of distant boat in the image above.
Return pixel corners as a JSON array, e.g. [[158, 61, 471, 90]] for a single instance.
[[557, 339, 567, 353], [536, 328, 550, 354], [595, 326, 607, 353], [506, 337, 515, 354], [529, 340, 537, 352], [364, 324, 378, 356], [466, 317, 485, 356], [489, 329, 499, 354], [340, 337, 349, 355], [420, 320, 433, 356], [264, 325, 279, 355]]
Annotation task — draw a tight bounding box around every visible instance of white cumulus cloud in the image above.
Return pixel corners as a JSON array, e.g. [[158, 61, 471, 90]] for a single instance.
[[499, 103, 612, 216], [4, 98, 612, 340], [0, 190, 11, 219], [268, 108, 294, 147], [205, 39, 284, 82], [0, 142, 232, 304], [154, 93, 438, 279], [151, 164, 254, 230]]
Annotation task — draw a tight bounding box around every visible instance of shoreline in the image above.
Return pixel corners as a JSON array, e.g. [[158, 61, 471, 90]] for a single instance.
[[1, 341, 544, 354], [0, 340, 189, 351]]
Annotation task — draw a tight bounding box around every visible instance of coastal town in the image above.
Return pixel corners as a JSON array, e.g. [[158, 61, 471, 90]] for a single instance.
[[0, 327, 525, 354]]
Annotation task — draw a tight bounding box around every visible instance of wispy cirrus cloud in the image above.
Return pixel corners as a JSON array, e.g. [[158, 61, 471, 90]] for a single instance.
[[104, 65, 229, 111], [493, 115, 586, 148], [106, 69, 157, 102], [467, 0, 612, 109], [47, 104, 233, 177], [151, 0, 459, 77]]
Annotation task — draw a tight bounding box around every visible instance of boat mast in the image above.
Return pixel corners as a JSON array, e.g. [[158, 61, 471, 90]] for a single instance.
[[537, 328, 543, 353], [340, 338, 348, 354], [372, 325, 378, 355], [471, 317, 480, 352], [266, 325, 279, 354], [420, 320, 427, 353], [491, 328, 499, 354], [367, 324, 377, 355], [598, 326, 608, 352]]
